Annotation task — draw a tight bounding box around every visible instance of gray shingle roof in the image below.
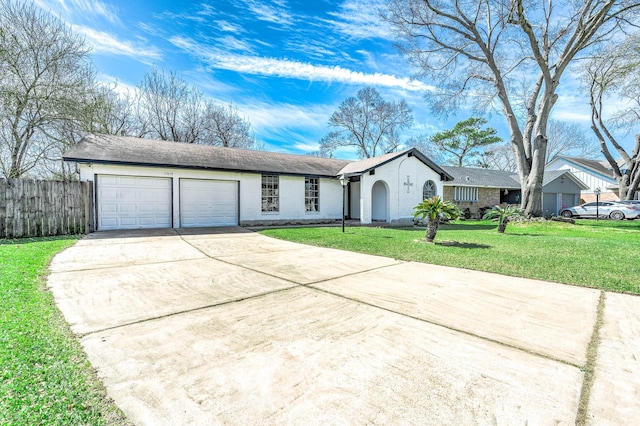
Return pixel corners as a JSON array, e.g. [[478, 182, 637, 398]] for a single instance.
[[338, 147, 453, 181], [542, 169, 589, 189], [558, 156, 614, 179], [64, 134, 352, 177], [64, 134, 453, 180], [441, 166, 521, 188], [442, 165, 589, 190]]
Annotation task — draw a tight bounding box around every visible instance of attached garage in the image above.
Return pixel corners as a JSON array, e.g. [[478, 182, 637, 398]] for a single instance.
[[180, 179, 238, 227], [97, 175, 172, 230]]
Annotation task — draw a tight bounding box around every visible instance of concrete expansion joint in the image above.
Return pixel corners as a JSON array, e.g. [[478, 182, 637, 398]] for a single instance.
[[174, 234, 589, 373], [575, 290, 606, 426], [177, 233, 405, 287], [78, 285, 301, 338], [300, 261, 406, 287], [177, 234, 305, 286], [50, 257, 208, 274], [306, 283, 584, 369]]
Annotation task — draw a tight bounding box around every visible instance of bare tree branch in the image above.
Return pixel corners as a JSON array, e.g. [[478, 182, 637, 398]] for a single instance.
[[0, 0, 95, 178], [384, 0, 640, 215], [320, 87, 413, 158]]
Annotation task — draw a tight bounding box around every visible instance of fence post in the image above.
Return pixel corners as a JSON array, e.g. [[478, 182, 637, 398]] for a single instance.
[[0, 179, 5, 239]]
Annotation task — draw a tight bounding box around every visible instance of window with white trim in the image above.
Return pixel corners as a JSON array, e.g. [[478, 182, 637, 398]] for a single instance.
[[454, 186, 478, 202], [261, 174, 279, 212], [305, 177, 319, 212], [423, 180, 437, 199]]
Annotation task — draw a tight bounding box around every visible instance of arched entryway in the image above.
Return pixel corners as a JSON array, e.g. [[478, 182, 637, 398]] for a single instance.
[[371, 180, 389, 222]]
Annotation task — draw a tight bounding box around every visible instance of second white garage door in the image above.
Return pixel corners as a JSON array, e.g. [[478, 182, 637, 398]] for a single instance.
[[180, 179, 238, 227]]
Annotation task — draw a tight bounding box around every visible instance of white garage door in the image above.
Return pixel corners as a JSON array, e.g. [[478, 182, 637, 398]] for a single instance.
[[180, 179, 238, 227], [97, 175, 172, 230]]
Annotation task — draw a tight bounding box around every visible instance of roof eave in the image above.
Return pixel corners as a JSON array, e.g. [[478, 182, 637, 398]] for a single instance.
[[558, 157, 616, 182], [63, 157, 341, 178]]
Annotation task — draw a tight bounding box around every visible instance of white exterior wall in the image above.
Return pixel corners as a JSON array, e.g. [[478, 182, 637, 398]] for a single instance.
[[78, 163, 343, 227], [357, 155, 444, 224], [546, 159, 616, 196], [349, 181, 361, 219], [273, 175, 343, 222]]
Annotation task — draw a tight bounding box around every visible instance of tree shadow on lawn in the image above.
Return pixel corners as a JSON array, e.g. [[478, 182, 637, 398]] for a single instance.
[[414, 239, 491, 249], [439, 223, 497, 231], [439, 241, 491, 249]]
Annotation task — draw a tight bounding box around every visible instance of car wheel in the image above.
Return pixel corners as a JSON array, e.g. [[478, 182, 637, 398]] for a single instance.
[[560, 210, 573, 218], [609, 210, 625, 220]]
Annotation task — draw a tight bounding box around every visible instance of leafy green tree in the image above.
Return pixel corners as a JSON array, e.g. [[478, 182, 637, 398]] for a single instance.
[[413, 196, 462, 243], [430, 117, 501, 167], [482, 205, 524, 234]]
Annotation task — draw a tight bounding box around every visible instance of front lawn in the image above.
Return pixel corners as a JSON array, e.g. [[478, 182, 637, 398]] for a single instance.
[[0, 237, 129, 425], [260, 220, 640, 294]]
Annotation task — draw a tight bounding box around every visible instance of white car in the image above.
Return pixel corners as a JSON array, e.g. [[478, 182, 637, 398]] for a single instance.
[[618, 200, 640, 209], [560, 201, 640, 220]]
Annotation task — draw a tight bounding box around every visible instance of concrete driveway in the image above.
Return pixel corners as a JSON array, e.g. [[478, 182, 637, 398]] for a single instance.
[[47, 228, 640, 425]]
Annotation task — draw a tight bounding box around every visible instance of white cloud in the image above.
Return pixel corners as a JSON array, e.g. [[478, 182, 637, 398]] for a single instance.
[[293, 142, 321, 152], [35, 0, 120, 24], [216, 35, 254, 52], [246, 0, 293, 26], [75, 26, 162, 61], [325, 0, 391, 40], [239, 101, 332, 134], [216, 20, 244, 33], [170, 36, 434, 92], [96, 73, 137, 95], [551, 110, 592, 122], [232, 100, 333, 153]]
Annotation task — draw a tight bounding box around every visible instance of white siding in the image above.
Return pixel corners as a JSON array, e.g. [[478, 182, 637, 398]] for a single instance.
[[79, 164, 343, 228], [357, 155, 444, 224], [546, 159, 616, 195]]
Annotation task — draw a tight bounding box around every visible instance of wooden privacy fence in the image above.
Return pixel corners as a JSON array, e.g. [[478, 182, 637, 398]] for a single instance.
[[0, 179, 94, 239]]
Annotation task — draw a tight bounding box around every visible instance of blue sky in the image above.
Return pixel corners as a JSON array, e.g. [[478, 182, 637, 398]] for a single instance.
[[33, 0, 607, 159]]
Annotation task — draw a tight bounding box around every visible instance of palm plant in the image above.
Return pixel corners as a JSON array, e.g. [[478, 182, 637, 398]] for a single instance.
[[413, 196, 462, 243], [483, 204, 524, 233]]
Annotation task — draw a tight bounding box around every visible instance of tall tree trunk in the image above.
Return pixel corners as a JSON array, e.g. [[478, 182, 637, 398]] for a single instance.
[[520, 135, 548, 217]]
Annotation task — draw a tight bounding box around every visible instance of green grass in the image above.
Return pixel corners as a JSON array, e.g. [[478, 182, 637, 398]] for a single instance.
[[260, 220, 640, 294], [0, 237, 130, 426]]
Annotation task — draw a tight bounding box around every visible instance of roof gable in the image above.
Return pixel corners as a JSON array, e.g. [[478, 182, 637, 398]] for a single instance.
[[542, 169, 589, 190], [337, 147, 453, 181]]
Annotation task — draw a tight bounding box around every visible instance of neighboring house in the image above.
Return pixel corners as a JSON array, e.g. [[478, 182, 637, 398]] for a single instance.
[[63, 134, 453, 231], [546, 156, 619, 202], [441, 166, 588, 217], [440, 167, 521, 217]]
